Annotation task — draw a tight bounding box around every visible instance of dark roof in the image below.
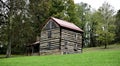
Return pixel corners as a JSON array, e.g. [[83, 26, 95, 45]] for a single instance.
[[51, 17, 83, 32]]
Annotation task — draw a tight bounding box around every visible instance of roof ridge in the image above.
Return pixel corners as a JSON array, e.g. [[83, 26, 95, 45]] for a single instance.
[[51, 17, 75, 24]]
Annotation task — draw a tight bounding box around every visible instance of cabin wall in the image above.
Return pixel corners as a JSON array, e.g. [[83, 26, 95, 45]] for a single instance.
[[40, 19, 61, 55], [40, 28, 61, 55], [61, 29, 82, 54]]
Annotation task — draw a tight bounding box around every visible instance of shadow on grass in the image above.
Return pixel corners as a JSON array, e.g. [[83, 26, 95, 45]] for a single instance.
[[0, 55, 6, 59], [0, 55, 26, 59]]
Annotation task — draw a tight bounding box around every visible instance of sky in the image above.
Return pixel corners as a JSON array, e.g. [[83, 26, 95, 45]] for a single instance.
[[74, 0, 120, 12]]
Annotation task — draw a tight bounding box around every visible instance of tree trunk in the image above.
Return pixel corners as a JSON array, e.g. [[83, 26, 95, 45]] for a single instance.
[[6, 42, 11, 58], [6, 10, 12, 58], [6, 24, 11, 58], [105, 43, 107, 49], [104, 33, 107, 49]]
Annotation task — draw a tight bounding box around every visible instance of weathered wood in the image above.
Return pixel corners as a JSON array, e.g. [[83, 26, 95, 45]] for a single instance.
[[60, 29, 82, 54], [27, 18, 83, 55], [59, 28, 62, 50]]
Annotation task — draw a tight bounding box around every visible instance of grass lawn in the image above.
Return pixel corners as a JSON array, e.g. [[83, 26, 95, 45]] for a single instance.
[[0, 44, 120, 66]]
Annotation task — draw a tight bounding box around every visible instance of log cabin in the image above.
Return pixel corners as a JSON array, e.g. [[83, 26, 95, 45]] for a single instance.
[[26, 17, 83, 55]]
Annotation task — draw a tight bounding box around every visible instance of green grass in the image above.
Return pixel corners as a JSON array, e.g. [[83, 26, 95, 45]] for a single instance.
[[0, 44, 120, 66]]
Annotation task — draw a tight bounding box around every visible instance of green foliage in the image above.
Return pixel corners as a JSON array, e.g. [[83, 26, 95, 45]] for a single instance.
[[0, 0, 36, 56], [76, 2, 91, 27], [29, 0, 79, 34], [49, 0, 78, 24], [0, 0, 81, 55], [75, 2, 92, 47], [0, 0, 8, 46], [0, 0, 119, 55], [115, 10, 120, 43], [8, 0, 35, 53], [49, 0, 65, 18], [92, 2, 116, 48], [29, 0, 51, 35], [65, 0, 78, 23], [75, 2, 116, 47]]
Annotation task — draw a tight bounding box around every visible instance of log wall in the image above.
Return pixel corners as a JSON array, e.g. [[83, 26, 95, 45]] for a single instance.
[[40, 28, 61, 55], [61, 29, 82, 54]]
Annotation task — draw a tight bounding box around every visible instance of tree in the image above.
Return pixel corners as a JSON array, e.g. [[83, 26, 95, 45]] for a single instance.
[[0, 0, 35, 57], [49, 0, 66, 19], [1, 0, 103, 56], [115, 10, 120, 43], [0, 0, 12, 58], [0, 0, 8, 54], [65, 0, 79, 23], [0, 0, 8, 44], [91, 11, 103, 47], [75, 2, 91, 47], [8, 0, 35, 55], [49, 0, 78, 23], [29, 0, 51, 36], [29, 0, 78, 35], [95, 2, 115, 48]]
